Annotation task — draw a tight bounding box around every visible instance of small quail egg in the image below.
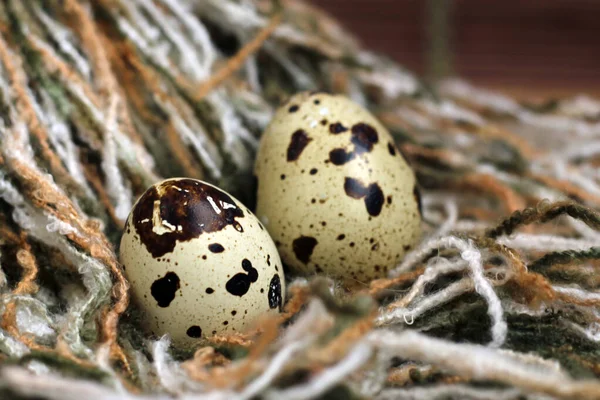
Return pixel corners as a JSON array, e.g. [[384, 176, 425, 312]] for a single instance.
[[120, 178, 285, 348], [255, 92, 422, 283]]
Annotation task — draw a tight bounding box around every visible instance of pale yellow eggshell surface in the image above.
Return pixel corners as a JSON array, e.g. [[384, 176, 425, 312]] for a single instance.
[[120, 178, 284, 348], [255, 92, 422, 283]]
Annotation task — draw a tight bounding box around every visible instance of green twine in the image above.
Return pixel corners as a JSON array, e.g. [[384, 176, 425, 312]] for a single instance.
[[10, 351, 109, 382], [529, 247, 600, 271], [486, 201, 600, 239]]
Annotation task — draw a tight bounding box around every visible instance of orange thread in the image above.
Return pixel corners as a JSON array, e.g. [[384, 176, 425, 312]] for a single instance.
[[461, 173, 526, 214], [187, 14, 282, 102], [0, 36, 81, 194]]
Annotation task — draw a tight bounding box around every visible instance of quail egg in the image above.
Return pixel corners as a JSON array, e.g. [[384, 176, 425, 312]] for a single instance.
[[255, 92, 421, 283], [120, 178, 285, 348]]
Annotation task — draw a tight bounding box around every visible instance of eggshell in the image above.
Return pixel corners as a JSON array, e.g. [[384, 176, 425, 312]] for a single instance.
[[254, 92, 422, 283], [119, 178, 285, 348]]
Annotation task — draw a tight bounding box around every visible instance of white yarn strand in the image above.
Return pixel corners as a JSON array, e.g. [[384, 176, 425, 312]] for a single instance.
[[388, 236, 507, 347], [264, 342, 373, 400]]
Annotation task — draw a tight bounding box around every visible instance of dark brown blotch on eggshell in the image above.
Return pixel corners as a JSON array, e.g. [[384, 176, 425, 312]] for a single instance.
[[186, 325, 202, 338], [414, 186, 423, 216], [365, 183, 384, 217], [350, 123, 378, 153], [329, 148, 355, 165], [344, 177, 385, 216], [292, 236, 318, 264], [132, 179, 244, 258], [151, 272, 180, 308], [329, 122, 348, 134], [208, 243, 225, 253], [387, 142, 396, 156], [268, 274, 283, 310], [225, 259, 258, 296], [287, 129, 312, 162], [344, 177, 368, 199]]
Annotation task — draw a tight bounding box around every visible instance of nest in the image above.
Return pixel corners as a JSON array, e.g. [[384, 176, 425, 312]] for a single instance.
[[0, 0, 599, 399]]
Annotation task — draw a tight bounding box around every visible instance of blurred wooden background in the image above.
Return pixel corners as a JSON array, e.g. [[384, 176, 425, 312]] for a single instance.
[[309, 0, 600, 99]]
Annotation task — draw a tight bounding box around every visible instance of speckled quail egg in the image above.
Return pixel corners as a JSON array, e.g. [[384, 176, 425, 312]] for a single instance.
[[254, 92, 422, 284], [119, 178, 285, 348]]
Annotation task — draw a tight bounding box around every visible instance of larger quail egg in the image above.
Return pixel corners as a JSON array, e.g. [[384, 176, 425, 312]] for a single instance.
[[120, 178, 285, 348], [255, 92, 421, 284]]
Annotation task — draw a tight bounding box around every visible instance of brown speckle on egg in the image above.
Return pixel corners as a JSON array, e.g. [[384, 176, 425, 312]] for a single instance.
[[344, 177, 368, 199], [225, 259, 258, 297], [150, 272, 180, 308], [365, 183, 384, 217], [329, 148, 355, 165], [344, 178, 384, 216], [351, 123, 378, 153], [268, 274, 283, 310], [414, 186, 423, 215], [329, 122, 348, 134], [131, 179, 244, 258], [186, 325, 202, 338], [208, 243, 224, 253], [287, 129, 312, 161], [387, 142, 397, 156], [292, 236, 318, 264]]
